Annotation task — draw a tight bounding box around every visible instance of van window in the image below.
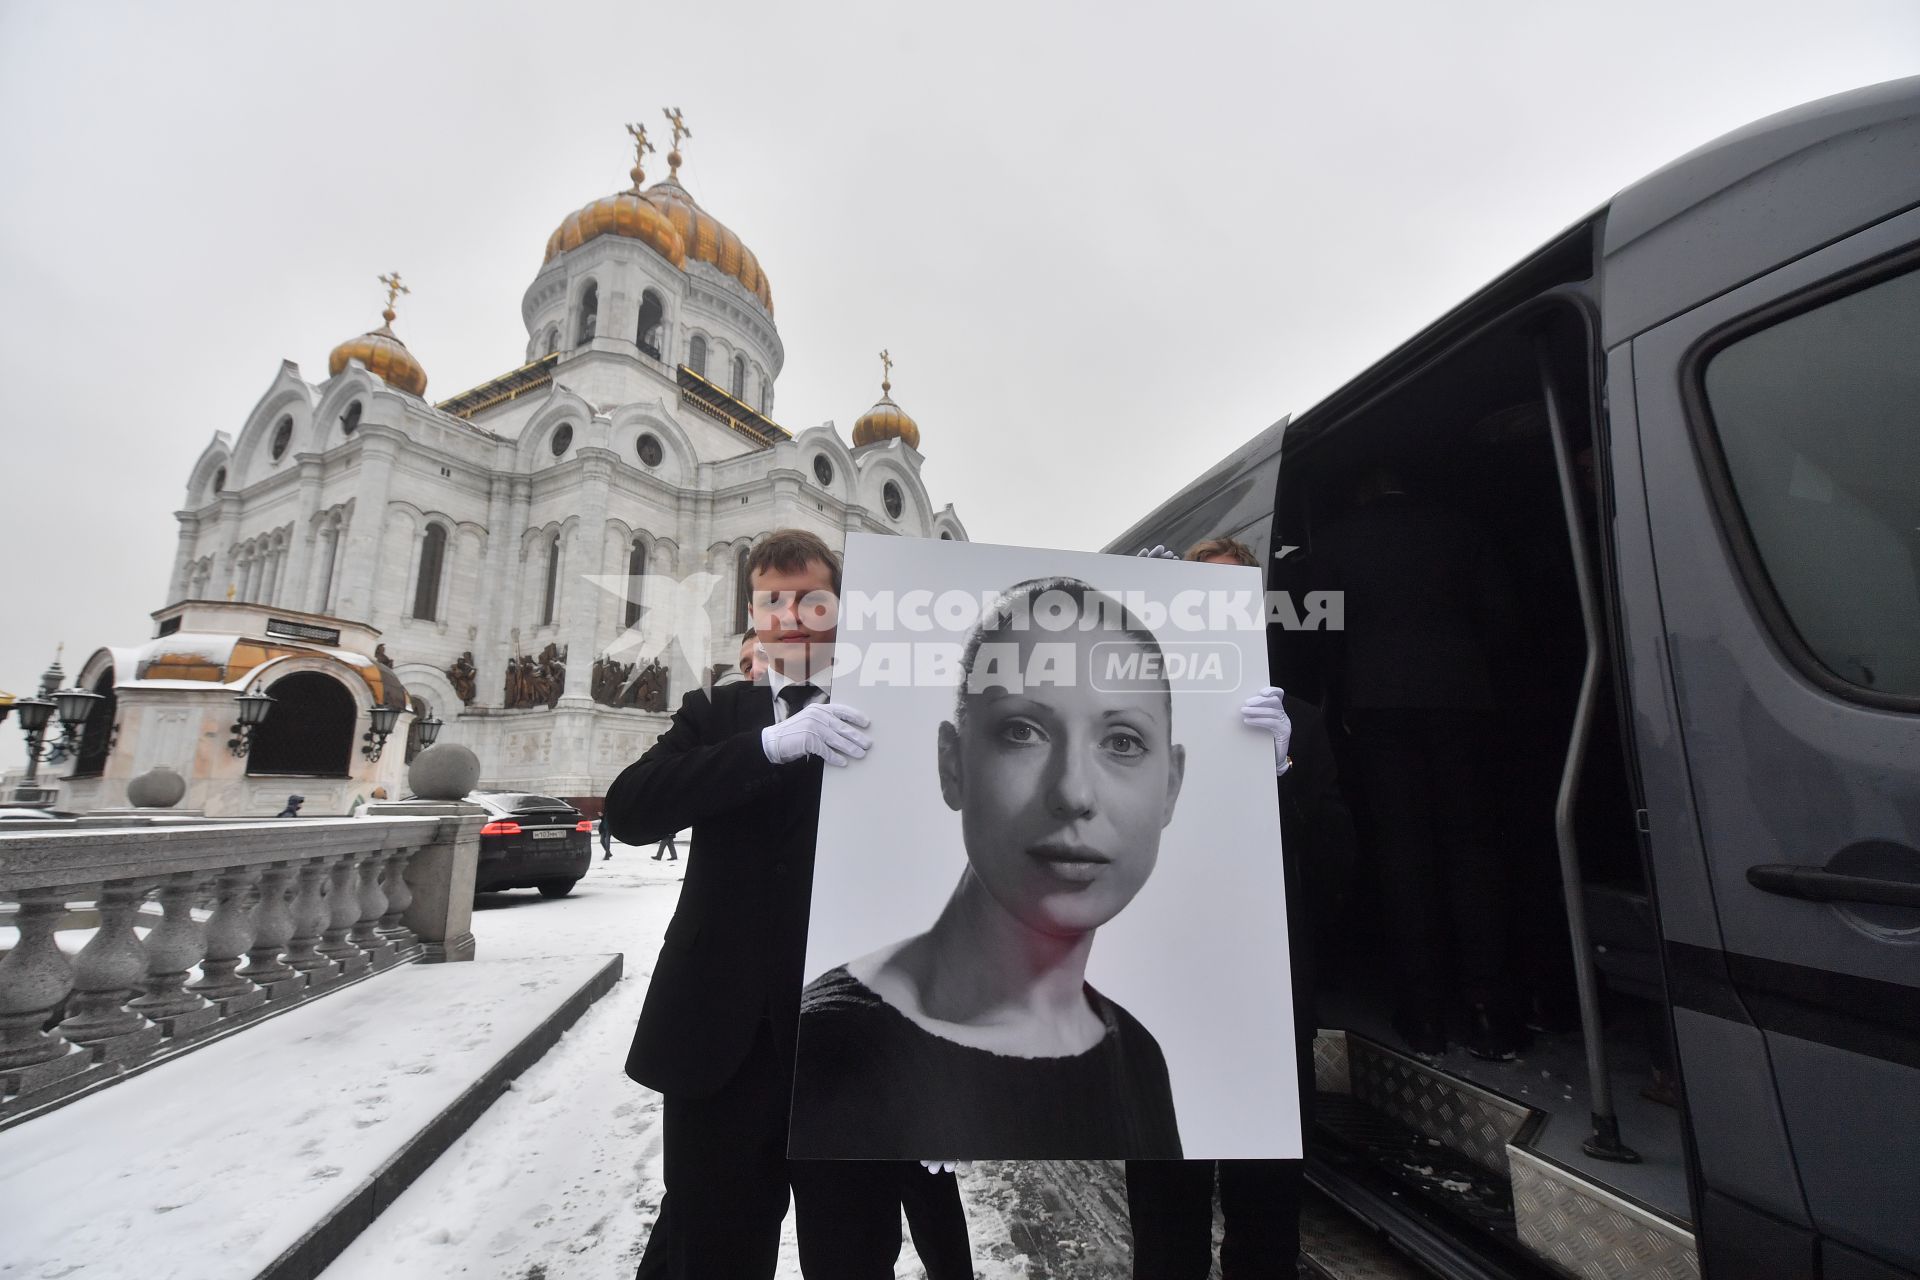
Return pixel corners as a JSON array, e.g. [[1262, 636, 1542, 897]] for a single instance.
[[1701, 265, 1920, 698]]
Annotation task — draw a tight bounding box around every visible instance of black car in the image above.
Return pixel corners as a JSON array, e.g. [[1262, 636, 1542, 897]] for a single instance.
[[471, 791, 592, 897]]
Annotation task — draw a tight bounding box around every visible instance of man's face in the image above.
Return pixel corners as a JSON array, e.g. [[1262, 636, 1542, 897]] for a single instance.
[[937, 628, 1184, 939], [751, 558, 838, 677], [739, 635, 767, 682]]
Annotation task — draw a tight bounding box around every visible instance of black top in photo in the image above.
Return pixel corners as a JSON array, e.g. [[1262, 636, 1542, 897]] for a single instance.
[[788, 965, 1183, 1160]]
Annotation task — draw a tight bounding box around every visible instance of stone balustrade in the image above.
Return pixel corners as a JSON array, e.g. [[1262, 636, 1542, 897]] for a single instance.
[[0, 809, 481, 1126]]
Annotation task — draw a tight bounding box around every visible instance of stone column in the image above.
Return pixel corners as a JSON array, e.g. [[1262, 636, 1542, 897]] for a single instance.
[[316, 855, 371, 979], [0, 888, 86, 1092], [240, 862, 302, 1001], [484, 476, 533, 706], [168, 513, 200, 604], [560, 449, 614, 705], [283, 457, 323, 610], [128, 871, 221, 1039], [191, 865, 268, 1015], [282, 859, 340, 987], [214, 493, 242, 599], [332, 430, 399, 621], [58, 881, 164, 1064], [471, 473, 517, 708], [365, 802, 481, 962]]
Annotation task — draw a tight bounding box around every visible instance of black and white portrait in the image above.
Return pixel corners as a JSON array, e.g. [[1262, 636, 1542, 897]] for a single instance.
[[790, 534, 1300, 1161]]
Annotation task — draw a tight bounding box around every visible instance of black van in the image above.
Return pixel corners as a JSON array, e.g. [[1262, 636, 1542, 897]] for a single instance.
[[1109, 77, 1919, 1280]]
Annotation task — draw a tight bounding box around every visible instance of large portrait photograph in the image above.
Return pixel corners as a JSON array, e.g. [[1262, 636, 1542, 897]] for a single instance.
[[790, 533, 1300, 1161]]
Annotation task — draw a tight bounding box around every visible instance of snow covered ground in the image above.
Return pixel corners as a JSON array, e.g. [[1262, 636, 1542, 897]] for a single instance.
[[318, 838, 1044, 1280]]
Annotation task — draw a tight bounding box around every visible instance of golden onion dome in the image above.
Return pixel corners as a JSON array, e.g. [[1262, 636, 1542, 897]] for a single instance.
[[329, 275, 428, 397], [543, 190, 687, 270], [640, 177, 774, 315], [851, 351, 920, 449], [542, 120, 774, 316]]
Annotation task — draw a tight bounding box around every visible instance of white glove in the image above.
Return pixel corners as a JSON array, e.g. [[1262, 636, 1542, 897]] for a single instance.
[[1136, 544, 1180, 560], [761, 702, 872, 767], [919, 1159, 967, 1174], [1242, 687, 1293, 776]]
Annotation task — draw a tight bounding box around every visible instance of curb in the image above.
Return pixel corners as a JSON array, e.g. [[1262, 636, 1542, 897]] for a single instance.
[[258, 952, 626, 1280]]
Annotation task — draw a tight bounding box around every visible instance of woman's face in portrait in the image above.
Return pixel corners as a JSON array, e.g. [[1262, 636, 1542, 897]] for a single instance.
[[939, 627, 1185, 939]]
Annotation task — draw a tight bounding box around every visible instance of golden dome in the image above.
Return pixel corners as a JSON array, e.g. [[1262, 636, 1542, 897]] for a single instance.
[[329, 320, 428, 397], [640, 177, 774, 315], [541, 122, 774, 316], [543, 190, 687, 271], [852, 351, 920, 449], [852, 396, 919, 449]]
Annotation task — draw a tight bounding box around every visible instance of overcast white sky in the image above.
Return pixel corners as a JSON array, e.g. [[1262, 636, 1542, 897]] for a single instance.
[[0, 0, 1914, 701]]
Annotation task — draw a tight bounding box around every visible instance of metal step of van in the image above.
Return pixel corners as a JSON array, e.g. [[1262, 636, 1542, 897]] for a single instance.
[[1313, 1030, 1699, 1280]]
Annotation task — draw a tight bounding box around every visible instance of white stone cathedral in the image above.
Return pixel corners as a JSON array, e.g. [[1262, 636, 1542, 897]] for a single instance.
[[138, 118, 966, 811]]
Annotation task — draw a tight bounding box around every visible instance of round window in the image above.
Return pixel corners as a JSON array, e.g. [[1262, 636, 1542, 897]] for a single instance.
[[883, 481, 903, 520], [551, 424, 574, 457], [341, 402, 362, 435], [813, 455, 833, 486], [637, 433, 663, 467], [270, 416, 293, 461]]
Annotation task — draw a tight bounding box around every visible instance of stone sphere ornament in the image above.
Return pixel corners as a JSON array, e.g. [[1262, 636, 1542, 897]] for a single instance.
[[409, 743, 480, 801], [127, 766, 187, 809]]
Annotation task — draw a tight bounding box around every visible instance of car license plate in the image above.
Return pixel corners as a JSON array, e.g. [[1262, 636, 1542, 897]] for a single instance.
[[532, 829, 567, 840]]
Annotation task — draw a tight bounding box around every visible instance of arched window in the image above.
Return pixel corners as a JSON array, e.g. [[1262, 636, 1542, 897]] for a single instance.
[[624, 539, 647, 629], [341, 402, 362, 435], [247, 672, 356, 777], [637, 290, 665, 359], [541, 532, 562, 626], [211, 466, 226, 495], [544, 326, 560, 356], [270, 416, 293, 461], [759, 375, 770, 414], [730, 354, 747, 399], [688, 334, 708, 377], [412, 523, 448, 620], [733, 546, 753, 633], [72, 667, 116, 779], [576, 282, 598, 345]]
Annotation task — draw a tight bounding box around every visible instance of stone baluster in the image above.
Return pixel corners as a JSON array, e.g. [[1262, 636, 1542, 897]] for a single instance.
[[57, 881, 164, 1064], [377, 847, 421, 957], [351, 851, 396, 970], [317, 854, 371, 979], [191, 865, 267, 1016], [283, 858, 340, 987], [128, 872, 221, 1039], [0, 888, 89, 1096], [241, 862, 302, 1001]]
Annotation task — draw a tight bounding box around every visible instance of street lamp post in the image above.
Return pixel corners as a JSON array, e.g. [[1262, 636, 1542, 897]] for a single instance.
[[13, 690, 103, 786]]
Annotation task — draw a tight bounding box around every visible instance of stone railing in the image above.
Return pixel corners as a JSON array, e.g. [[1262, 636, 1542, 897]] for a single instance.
[[0, 809, 481, 1127]]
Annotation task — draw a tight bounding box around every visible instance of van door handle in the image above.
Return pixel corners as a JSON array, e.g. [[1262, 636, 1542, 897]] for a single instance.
[[1748, 865, 1920, 909]]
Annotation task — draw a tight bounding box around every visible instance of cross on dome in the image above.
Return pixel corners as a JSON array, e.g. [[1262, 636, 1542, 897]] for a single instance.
[[663, 107, 691, 177]]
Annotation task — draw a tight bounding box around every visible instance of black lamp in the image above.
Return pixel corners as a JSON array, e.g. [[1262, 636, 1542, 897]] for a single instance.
[[362, 703, 403, 762], [417, 714, 444, 748], [228, 690, 276, 757]]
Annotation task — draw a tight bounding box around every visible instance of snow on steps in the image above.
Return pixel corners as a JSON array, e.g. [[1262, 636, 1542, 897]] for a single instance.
[[0, 952, 622, 1280]]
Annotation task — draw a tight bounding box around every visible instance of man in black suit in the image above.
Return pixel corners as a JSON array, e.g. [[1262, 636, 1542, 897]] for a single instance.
[[1309, 468, 1521, 1059], [606, 528, 972, 1280], [1125, 537, 1355, 1278]]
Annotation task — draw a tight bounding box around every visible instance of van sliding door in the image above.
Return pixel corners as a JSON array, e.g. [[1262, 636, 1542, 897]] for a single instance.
[[1628, 208, 1920, 1277]]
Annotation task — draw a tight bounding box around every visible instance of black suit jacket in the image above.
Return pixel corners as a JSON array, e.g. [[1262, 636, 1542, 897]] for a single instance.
[[603, 680, 824, 1099]]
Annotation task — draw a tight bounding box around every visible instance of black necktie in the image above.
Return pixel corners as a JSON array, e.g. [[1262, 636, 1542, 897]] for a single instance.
[[778, 684, 818, 717]]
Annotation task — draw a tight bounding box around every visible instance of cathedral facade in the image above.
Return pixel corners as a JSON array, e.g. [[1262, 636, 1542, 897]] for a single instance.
[[99, 121, 965, 813]]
